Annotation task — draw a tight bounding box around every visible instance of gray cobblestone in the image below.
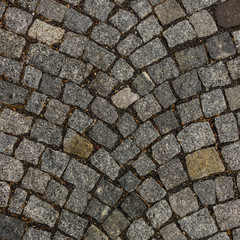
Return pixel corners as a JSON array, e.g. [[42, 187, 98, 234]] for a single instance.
[[23, 65, 42, 89], [9, 188, 27, 214], [0, 132, 17, 155]]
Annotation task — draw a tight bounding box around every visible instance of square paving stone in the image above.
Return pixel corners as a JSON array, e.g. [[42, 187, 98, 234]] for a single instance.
[[36, 0, 68, 22], [62, 82, 93, 109], [91, 96, 118, 124], [111, 138, 140, 164], [127, 219, 154, 240], [0, 28, 26, 59], [154, 110, 180, 135], [90, 71, 118, 97], [132, 152, 156, 176], [147, 200, 172, 229], [120, 192, 147, 220], [89, 121, 118, 149], [138, 178, 166, 203], [215, 113, 239, 143], [22, 167, 50, 194], [117, 113, 137, 138], [130, 38, 167, 68], [222, 141, 240, 170], [152, 133, 181, 165], [160, 223, 187, 240], [110, 9, 137, 33], [0, 80, 28, 105], [16, 0, 39, 11], [147, 57, 179, 85], [103, 210, 130, 239], [30, 119, 62, 146], [84, 41, 116, 71], [23, 65, 42, 89], [8, 188, 27, 214], [68, 109, 93, 134], [91, 23, 120, 47], [163, 20, 196, 48], [198, 61, 231, 88], [214, 199, 240, 231], [64, 9, 93, 34], [95, 179, 122, 206], [0, 181, 10, 207], [215, 176, 234, 202], [84, 198, 111, 223], [137, 15, 162, 43], [181, 0, 218, 14], [225, 85, 240, 111], [59, 32, 89, 58], [64, 158, 100, 191], [134, 94, 161, 121], [26, 92, 47, 115], [133, 121, 160, 149], [44, 99, 70, 125], [5, 7, 33, 34], [193, 180, 216, 205], [177, 122, 215, 153], [157, 158, 187, 190], [189, 10, 217, 37], [60, 58, 92, 85], [0, 109, 33, 135], [65, 187, 90, 214], [172, 69, 202, 99], [154, 0, 185, 25], [84, 0, 115, 21], [154, 81, 176, 109], [24, 195, 59, 227], [0, 154, 24, 182], [41, 147, 70, 177], [117, 34, 142, 56], [119, 171, 141, 192], [46, 179, 68, 207], [169, 187, 199, 217], [179, 208, 218, 239], [0, 56, 24, 83], [175, 45, 208, 71], [0, 132, 17, 155], [23, 228, 51, 240], [58, 210, 88, 239], [39, 73, 62, 98], [201, 89, 227, 118], [132, 72, 155, 96], [0, 214, 26, 240], [176, 99, 203, 124], [91, 148, 120, 180], [84, 225, 108, 240], [27, 43, 65, 75], [130, 0, 152, 18], [227, 56, 240, 80], [206, 32, 236, 60], [186, 147, 225, 180]]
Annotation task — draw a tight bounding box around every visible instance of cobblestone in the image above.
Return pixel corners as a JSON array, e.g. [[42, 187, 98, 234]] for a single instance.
[[9, 188, 27, 214], [0, 132, 17, 155]]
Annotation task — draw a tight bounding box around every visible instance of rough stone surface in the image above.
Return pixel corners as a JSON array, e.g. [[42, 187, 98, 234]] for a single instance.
[[0, 132, 17, 155], [0, 181, 10, 207], [225, 85, 240, 111], [23, 228, 51, 240], [215, 176, 234, 202], [160, 223, 187, 240], [26, 92, 47, 115], [222, 141, 240, 170], [8, 188, 27, 214], [117, 113, 137, 137], [119, 171, 141, 192]]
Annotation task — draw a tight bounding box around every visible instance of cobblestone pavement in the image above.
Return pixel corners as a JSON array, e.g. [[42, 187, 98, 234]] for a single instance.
[[0, 0, 240, 239]]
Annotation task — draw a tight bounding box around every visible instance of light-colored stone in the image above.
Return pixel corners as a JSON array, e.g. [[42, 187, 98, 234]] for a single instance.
[[112, 86, 139, 109], [186, 147, 225, 180], [29, 19, 65, 45]]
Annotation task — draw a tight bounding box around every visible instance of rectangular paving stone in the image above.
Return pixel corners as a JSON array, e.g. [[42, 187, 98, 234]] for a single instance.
[[227, 56, 240, 80], [119, 171, 141, 192], [0, 28, 26, 59], [84, 225, 108, 240], [29, 19, 65, 45], [160, 223, 187, 240], [225, 85, 240, 111], [9, 188, 27, 214], [0, 214, 26, 240], [0, 109, 32, 135], [31, 119, 62, 146], [22, 65, 42, 89], [0, 181, 10, 207], [215, 176, 234, 202], [27, 43, 65, 75], [0, 56, 24, 83], [214, 199, 240, 231], [130, 38, 167, 68], [130, 0, 152, 18], [16, 0, 38, 11], [208, 232, 230, 240], [64, 158, 100, 191], [117, 113, 137, 138], [36, 0, 68, 22], [26, 92, 47, 115], [181, 0, 218, 14], [233, 30, 240, 52], [175, 45, 208, 71], [23, 228, 51, 240], [24, 195, 59, 227], [0, 132, 17, 155]]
